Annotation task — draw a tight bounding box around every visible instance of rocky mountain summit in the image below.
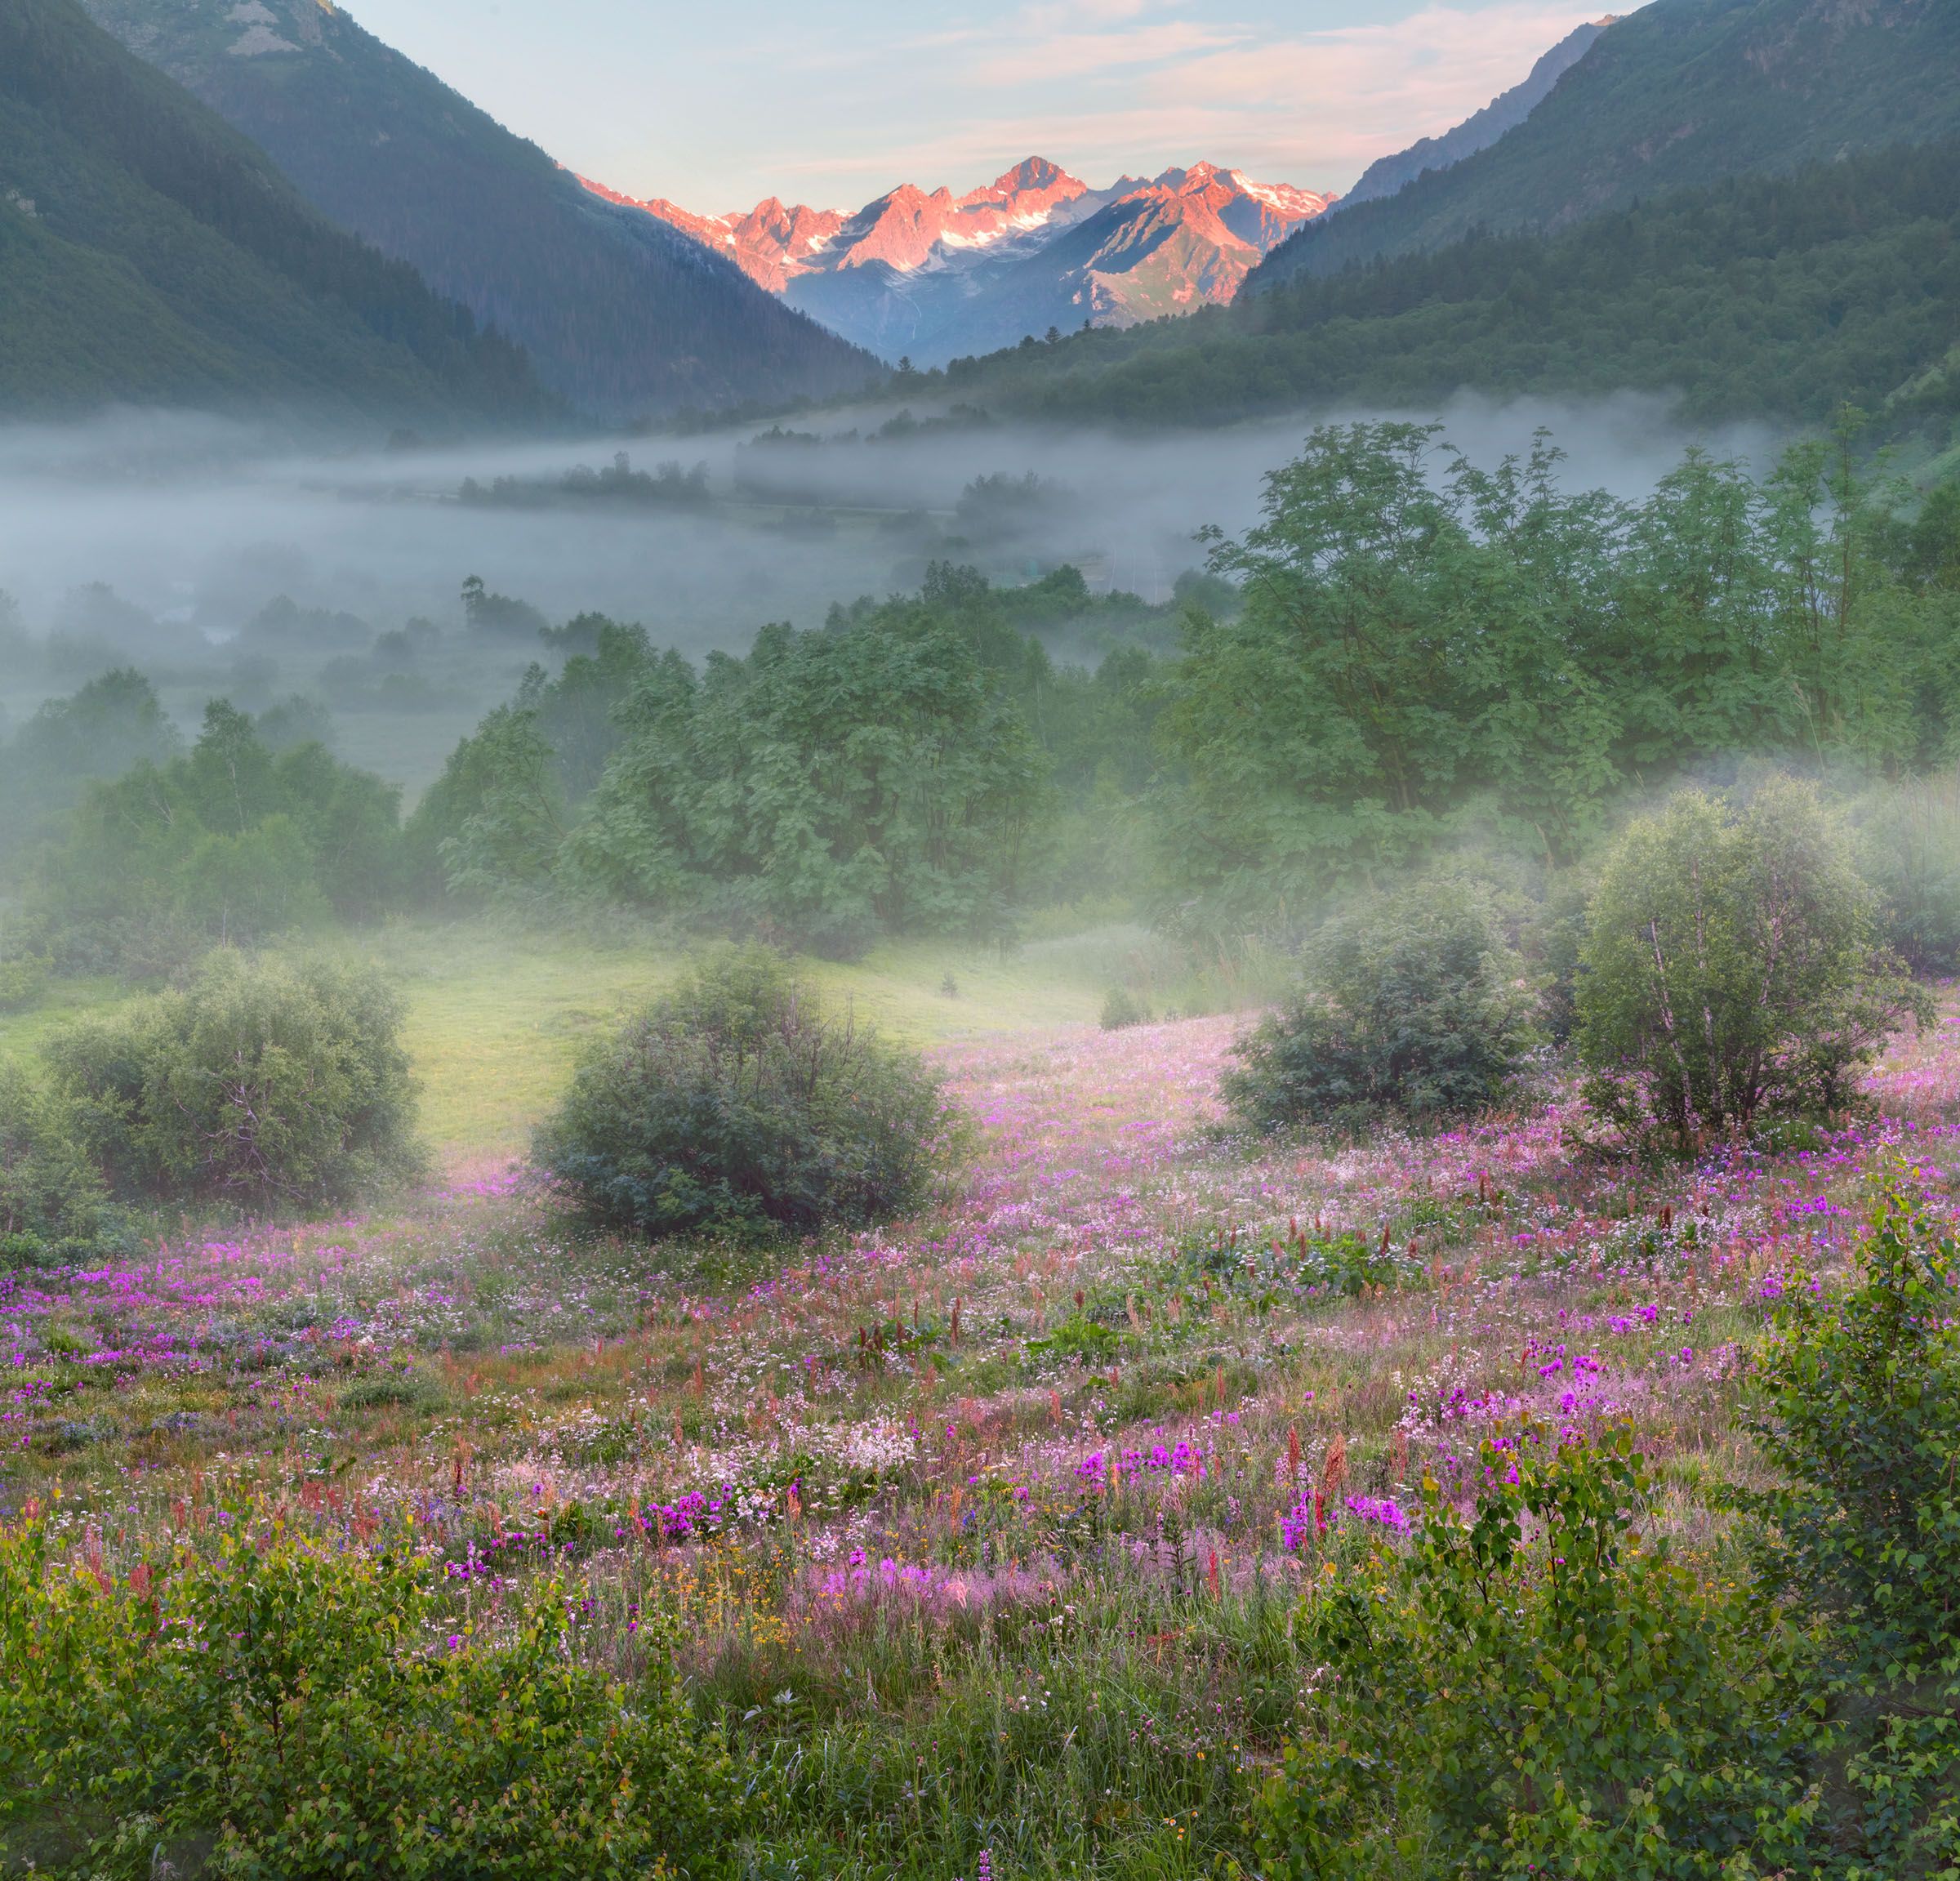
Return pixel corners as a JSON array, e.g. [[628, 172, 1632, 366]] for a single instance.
[[592, 157, 1334, 363]]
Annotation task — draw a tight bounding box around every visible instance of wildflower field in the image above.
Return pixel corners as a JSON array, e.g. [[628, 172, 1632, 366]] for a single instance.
[[5, 947, 1958, 1877]]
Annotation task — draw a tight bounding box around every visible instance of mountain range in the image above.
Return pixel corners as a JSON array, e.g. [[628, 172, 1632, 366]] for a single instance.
[[0, 0, 547, 423], [76, 0, 877, 419], [938, 0, 1960, 446], [592, 158, 1335, 366]]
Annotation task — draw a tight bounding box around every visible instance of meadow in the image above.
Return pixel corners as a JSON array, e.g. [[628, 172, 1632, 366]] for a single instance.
[[4, 916, 1944, 1878]]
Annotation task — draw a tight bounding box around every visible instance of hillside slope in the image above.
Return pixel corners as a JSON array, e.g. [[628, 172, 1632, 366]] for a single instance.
[[0, 0, 546, 422], [82, 0, 877, 417], [933, 138, 1960, 434], [1257, 0, 1960, 287]]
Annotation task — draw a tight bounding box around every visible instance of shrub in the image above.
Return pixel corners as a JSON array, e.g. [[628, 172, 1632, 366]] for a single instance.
[[1748, 1174, 1960, 1871], [1099, 986, 1151, 1030], [1222, 880, 1538, 1132], [0, 1513, 764, 1879], [0, 951, 48, 1012], [1258, 1421, 1816, 1879], [0, 1066, 113, 1267], [42, 952, 422, 1213], [537, 947, 953, 1241], [1576, 781, 1928, 1152]]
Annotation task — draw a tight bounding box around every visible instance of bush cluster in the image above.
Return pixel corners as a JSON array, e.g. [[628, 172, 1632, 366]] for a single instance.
[[0, 1065, 113, 1268], [1578, 781, 1929, 1150], [1223, 880, 1538, 1133], [45, 952, 422, 1215], [0, 952, 421, 1264], [0, 1520, 762, 1879], [1229, 783, 1929, 1151], [537, 947, 952, 1241]]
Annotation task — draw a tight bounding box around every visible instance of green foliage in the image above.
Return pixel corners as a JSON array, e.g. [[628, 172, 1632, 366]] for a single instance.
[[0, 1063, 114, 1267], [1099, 986, 1151, 1030], [0, 950, 51, 1011], [1154, 418, 1960, 929], [1748, 1175, 1960, 1876], [536, 947, 951, 1242], [0, 0, 546, 421], [42, 950, 421, 1213], [1258, 1422, 1816, 1879], [1223, 879, 1538, 1133], [426, 599, 1053, 949], [32, 698, 405, 959], [0, 1511, 762, 1878], [1577, 782, 1929, 1151], [0, 667, 178, 873]]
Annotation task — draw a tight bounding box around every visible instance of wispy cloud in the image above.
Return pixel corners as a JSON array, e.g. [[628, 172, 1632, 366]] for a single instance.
[[349, 0, 1627, 210]]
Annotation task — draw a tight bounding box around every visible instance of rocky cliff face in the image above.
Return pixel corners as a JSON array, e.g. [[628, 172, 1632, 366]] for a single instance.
[[595, 157, 1334, 363]]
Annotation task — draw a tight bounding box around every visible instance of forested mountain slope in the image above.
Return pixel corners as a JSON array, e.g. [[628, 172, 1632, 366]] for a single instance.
[[82, 0, 878, 418], [0, 0, 546, 422], [1256, 0, 1960, 287], [935, 139, 1960, 434]]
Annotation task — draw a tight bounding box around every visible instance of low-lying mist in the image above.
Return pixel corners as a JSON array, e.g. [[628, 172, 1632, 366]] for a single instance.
[[0, 393, 1786, 796]]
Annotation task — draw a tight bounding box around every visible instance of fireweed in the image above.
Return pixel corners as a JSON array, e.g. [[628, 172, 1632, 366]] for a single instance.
[[4, 1011, 1960, 1875]]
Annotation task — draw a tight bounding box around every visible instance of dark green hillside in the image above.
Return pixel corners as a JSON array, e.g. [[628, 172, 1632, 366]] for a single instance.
[[81, 0, 879, 419], [1258, 0, 1960, 287], [932, 139, 1960, 435], [0, 0, 546, 421]]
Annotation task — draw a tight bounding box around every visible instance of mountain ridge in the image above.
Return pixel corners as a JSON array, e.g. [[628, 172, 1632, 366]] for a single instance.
[[1330, 17, 1614, 214], [1254, 0, 1960, 289], [0, 0, 548, 424], [593, 156, 1334, 365], [79, 0, 879, 418]]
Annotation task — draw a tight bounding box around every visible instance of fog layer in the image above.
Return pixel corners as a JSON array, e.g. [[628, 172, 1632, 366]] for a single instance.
[[0, 394, 1786, 796]]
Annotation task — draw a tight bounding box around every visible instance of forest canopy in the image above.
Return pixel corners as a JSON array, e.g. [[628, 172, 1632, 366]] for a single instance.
[[7, 421, 1960, 968]]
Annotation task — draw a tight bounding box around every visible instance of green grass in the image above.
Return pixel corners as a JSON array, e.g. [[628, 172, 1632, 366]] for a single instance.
[[0, 916, 1283, 1165]]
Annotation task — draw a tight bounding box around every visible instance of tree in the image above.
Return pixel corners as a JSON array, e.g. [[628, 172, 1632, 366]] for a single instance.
[[1575, 781, 1927, 1149], [28, 699, 405, 959]]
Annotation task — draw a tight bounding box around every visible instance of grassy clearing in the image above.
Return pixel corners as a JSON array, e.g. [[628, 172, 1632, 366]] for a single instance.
[[0, 916, 1281, 1162]]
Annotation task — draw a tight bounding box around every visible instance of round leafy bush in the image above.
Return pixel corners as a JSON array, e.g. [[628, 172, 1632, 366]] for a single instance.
[[42, 951, 423, 1213], [537, 947, 952, 1241], [1222, 880, 1538, 1132], [1099, 986, 1151, 1030], [1577, 781, 1928, 1150], [0, 1064, 114, 1267]]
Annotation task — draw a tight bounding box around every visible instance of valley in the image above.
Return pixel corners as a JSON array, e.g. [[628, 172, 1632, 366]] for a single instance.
[[7, 0, 1960, 1874]]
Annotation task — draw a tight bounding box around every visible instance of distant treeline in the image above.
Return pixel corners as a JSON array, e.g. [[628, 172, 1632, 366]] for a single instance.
[[459, 452, 710, 510], [7, 421, 1960, 971], [920, 139, 1960, 435]]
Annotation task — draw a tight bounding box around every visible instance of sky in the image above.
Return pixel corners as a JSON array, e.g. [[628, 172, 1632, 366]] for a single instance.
[[340, 0, 1615, 212]]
